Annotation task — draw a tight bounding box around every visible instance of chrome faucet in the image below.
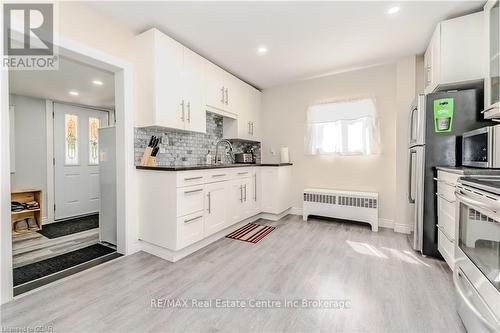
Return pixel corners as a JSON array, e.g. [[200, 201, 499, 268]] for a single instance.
[[214, 139, 234, 164]]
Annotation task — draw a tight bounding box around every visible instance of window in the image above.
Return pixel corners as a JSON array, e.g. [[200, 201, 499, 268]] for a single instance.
[[88, 117, 100, 165], [65, 114, 79, 165], [305, 98, 380, 156]]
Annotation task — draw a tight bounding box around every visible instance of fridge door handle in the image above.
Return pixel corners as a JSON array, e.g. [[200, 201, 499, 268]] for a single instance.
[[408, 150, 416, 204]]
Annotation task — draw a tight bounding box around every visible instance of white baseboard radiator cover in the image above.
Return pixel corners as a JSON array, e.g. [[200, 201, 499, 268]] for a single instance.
[[303, 188, 378, 232]]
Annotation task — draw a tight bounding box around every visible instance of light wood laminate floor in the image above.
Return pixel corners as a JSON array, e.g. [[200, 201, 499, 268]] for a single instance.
[[1, 215, 465, 332], [12, 229, 99, 268]]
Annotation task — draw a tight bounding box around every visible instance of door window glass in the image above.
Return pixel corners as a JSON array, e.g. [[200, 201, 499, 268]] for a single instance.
[[65, 114, 78, 165], [89, 117, 100, 165]]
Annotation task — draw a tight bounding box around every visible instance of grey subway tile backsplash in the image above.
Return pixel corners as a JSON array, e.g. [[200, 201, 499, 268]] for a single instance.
[[134, 112, 261, 166]]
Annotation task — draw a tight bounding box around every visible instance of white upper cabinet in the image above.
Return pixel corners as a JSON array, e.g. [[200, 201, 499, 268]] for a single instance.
[[223, 84, 262, 141], [424, 12, 485, 94], [182, 48, 207, 133], [135, 29, 206, 133], [485, 0, 500, 119], [205, 61, 247, 118], [205, 61, 227, 114]]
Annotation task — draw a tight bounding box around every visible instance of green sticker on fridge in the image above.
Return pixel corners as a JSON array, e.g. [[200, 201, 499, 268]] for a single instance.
[[433, 98, 454, 133]]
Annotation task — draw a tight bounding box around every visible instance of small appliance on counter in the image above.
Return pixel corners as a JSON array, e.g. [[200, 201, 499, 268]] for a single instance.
[[280, 147, 290, 163], [462, 124, 500, 168], [234, 153, 253, 164]]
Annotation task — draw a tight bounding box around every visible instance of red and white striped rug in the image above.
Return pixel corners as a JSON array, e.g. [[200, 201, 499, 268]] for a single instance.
[[226, 223, 275, 243]]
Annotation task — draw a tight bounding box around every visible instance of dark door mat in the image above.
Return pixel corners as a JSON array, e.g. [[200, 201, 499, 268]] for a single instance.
[[13, 244, 115, 286], [37, 214, 99, 239]]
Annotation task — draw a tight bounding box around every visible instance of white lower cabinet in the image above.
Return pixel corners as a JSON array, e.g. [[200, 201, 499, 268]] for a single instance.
[[138, 166, 278, 252], [177, 212, 204, 249], [435, 170, 460, 270], [204, 181, 228, 236]]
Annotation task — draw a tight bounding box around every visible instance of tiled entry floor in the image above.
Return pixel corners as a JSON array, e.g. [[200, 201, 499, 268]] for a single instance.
[[1, 215, 465, 332]]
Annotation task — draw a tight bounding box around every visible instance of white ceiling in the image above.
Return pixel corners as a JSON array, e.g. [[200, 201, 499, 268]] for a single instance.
[[9, 56, 115, 109], [87, 1, 484, 89]]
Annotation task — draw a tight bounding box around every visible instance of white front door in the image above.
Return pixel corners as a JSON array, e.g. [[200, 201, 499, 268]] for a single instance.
[[54, 103, 108, 220]]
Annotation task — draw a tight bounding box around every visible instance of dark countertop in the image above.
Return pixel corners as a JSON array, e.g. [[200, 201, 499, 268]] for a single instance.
[[436, 166, 500, 175], [136, 163, 293, 171]]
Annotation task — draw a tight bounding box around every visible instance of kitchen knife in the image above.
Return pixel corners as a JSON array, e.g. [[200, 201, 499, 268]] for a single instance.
[[151, 147, 159, 157]]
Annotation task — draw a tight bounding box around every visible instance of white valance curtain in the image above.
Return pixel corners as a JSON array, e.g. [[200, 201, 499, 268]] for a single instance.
[[305, 98, 380, 156]]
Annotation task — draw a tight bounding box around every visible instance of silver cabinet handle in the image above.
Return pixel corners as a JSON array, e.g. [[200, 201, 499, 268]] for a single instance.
[[184, 176, 203, 181], [254, 174, 257, 201], [187, 101, 191, 123], [184, 215, 203, 224], [244, 184, 247, 201], [436, 193, 455, 203], [220, 86, 225, 104], [212, 174, 226, 178], [453, 267, 500, 332], [225, 88, 228, 105], [248, 121, 251, 135], [184, 188, 203, 194], [180, 100, 185, 121], [433, 177, 455, 187], [238, 172, 248, 175], [436, 224, 454, 242], [481, 106, 497, 114], [207, 192, 211, 214], [239, 185, 243, 202], [251, 122, 254, 135]]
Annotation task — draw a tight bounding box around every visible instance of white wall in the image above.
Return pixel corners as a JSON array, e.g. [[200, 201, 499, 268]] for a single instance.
[[261, 62, 408, 225], [9, 94, 48, 222], [394, 57, 417, 234]]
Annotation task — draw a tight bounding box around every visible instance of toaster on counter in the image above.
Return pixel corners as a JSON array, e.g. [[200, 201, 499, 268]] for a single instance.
[[235, 153, 254, 164]]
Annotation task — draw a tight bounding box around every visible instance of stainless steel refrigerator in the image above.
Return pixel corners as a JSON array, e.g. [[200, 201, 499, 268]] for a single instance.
[[408, 89, 491, 257]]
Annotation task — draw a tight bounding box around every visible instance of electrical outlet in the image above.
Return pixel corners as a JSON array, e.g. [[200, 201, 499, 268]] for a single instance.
[[162, 134, 169, 145], [270, 148, 276, 155], [159, 147, 166, 154]]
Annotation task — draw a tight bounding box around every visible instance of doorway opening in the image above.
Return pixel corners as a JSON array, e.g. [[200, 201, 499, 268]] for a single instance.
[[9, 57, 120, 295]]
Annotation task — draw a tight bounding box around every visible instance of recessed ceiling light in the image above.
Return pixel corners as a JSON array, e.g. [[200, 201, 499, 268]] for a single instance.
[[92, 80, 103, 86], [257, 46, 268, 55], [387, 6, 400, 14], [69, 91, 79, 96]]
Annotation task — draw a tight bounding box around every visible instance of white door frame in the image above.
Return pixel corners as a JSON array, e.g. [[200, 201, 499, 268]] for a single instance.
[[1, 29, 138, 304]]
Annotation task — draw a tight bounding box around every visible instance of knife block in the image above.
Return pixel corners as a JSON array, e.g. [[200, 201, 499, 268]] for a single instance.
[[140, 147, 157, 167]]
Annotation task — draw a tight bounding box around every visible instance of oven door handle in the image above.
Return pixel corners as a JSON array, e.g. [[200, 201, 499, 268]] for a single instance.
[[453, 267, 500, 332], [455, 191, 500, 221]]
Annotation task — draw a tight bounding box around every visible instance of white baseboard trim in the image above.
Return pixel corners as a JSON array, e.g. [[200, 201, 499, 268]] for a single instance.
[[140, 214, 261, 262], [394, 223, 412, 234], [289, 207, 303, 216], [260, 208, 292, 221], [378, 218, 394, 229]]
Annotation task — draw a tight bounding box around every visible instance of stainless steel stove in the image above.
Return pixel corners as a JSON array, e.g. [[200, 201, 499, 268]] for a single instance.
[[455, 176, 500, 332]]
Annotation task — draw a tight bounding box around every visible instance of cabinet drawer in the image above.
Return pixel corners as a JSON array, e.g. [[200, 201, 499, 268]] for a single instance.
[[177, 185, 205, 217], [438, 229, 455, 271], [231, 167, 255, 179], [205, 169, 231, 183], [436, 194, 456, 239], [436, 170, 459, 201], [177, 212, 204, 249], [177, 171, 206, 187]]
